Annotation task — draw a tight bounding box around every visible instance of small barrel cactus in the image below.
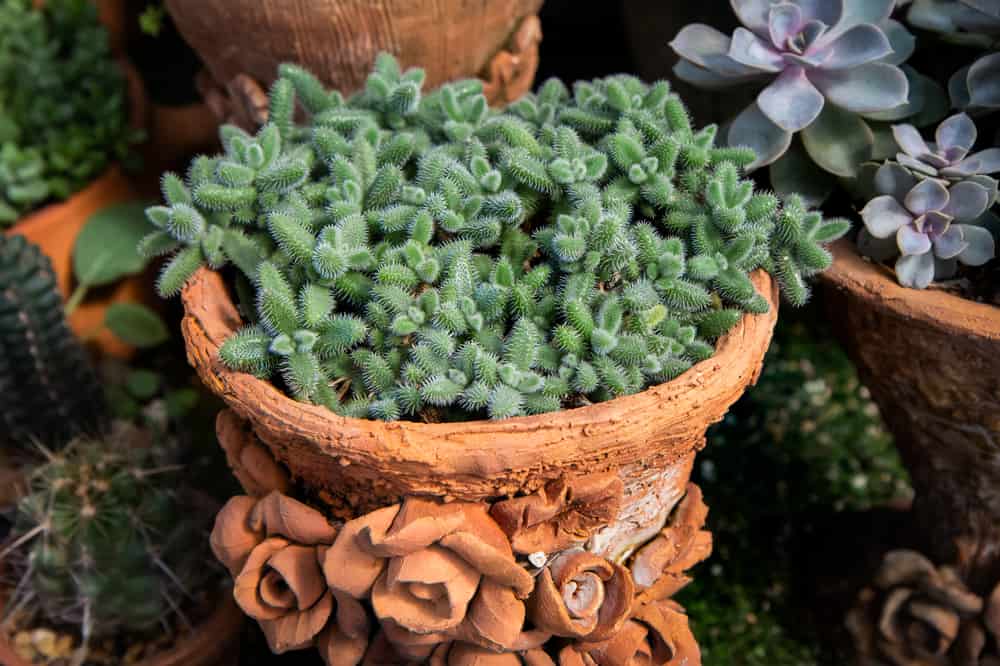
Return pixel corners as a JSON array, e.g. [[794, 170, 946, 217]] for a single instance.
[[0, 234, 105, 445], [143, 54, 849, 422], [5, 423, 215, 649]]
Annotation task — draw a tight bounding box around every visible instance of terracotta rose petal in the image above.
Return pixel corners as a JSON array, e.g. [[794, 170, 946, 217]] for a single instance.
[[632, 485, 711, 591], [372, 546, 481, 633], [266, 544, 329, 611], [234, 538, 295, 620], [985, 582, 1000, 640], [461, 579, 527, 650], [252, 491, 338, 545], [259, 591, 333, 653], [316, 620, 368, 666], [324, 505, 401, 599], [216, 409, 290, 496], [382, 620, 453, 661], [431, 642, 556, 666], [529, 551, 633, 642], [490, 473, 624, 555], [633, 599, 700, 666], [361, 497, 467, 557], [440, 505, 535, 599], [211, 495, 264, 576]]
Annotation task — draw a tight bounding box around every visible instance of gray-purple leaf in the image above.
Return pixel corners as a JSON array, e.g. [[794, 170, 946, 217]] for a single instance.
[[875, 162, 918, 200], [758, 67, 825, 131], [941, 180, 990, 221], [862, 195, 912, 238], [955, 224, 997, 266], [895, 252, 935, 288], [936, 113, 977, 156], [931, 224, 968, 259], [728, 102, 794, 169], [897, 224, 932, 255], [904, 179, 949, 215], [810, 63, 909, 113]]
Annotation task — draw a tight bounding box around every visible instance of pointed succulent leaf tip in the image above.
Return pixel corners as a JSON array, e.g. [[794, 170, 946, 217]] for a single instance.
[[155, 55, 846, 421]]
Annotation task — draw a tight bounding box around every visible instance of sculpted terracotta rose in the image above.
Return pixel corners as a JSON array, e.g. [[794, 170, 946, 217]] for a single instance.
[[216, 409, 290, 497], [631, 484, 712, 603], [529, 551, 633, 642], [490, 474, 624, 556], [323, 497, 536, 655], [846, 550, 1000, 666], [210, 492, 369, 661], [559, 600, 700, 666]]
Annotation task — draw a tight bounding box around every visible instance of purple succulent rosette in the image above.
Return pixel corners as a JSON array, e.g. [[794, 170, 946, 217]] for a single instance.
[[860, 163, 996, 287], [893, 112, 1000, 182], [671, 0, 914, 169]]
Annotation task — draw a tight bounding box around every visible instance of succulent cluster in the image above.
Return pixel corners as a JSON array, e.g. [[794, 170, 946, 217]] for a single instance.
[[0, 234, 106, 446], [860, 113, 997, 287], [5, 425, 215, 646], [0, 0, 140, 226], [144, 55, 848, 422]]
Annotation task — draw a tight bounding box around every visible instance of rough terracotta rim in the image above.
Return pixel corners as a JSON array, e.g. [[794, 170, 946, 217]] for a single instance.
[[181, 266, 779, 480], [822, 239, 1000, 342], [0, 592, 242, 666]]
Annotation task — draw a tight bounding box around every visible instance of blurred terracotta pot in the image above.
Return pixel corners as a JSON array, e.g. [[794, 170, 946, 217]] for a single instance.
[[0, 593, 243, 666], [822, 240, 1000, 593], [166, 0, 544, 108]]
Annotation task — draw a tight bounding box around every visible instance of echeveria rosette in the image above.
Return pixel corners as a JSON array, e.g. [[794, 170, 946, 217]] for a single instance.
[[860, 164, 996, 287], [671, 0, 915, 173], [892, 112, 1000, 187]]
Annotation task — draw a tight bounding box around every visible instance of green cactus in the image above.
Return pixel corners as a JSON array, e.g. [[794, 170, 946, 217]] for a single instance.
[[6, 425, 214, 646], [145, 54, 849, 422], [0, 234, 105, 445]]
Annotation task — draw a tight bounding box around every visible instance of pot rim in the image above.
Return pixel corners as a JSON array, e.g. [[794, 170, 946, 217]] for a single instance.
[[181, 266, 779, 478], [822, 239, 1000, 341]]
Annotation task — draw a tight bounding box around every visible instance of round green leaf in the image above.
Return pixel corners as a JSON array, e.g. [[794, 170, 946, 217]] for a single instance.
[[801, 105, 874, 178], [104, 303, 169, 348], [125, 369, 162, 400], [73, 202, 155, 287]]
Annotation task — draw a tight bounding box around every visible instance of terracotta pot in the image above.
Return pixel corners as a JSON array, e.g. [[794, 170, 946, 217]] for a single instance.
[[0, 592, 243, 666], [4, 58, 151, 359], [166, 0, 544, 108], [183, 266, 776, 662], [822, 240, 1000, 593], [142, 101, 221, 184], [181, 266, 778, 515]]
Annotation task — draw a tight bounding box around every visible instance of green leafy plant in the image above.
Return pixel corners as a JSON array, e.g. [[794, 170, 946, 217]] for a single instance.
[[2, 424, 217, 657], [68, 201, 170, 348], [0, 0, 142, 226], [0, 234, 105, 445], [144, 54, 849, 422]]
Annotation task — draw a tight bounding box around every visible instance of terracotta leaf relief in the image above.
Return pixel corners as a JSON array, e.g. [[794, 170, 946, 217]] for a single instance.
[[848, 550, 1000, 666], [210, 477, 711, 664]]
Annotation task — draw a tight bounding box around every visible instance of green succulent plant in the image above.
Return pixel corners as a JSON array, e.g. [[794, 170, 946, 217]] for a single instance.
[[4, 425, 216, 650], [144, 54, 849, 422], [0, 0, 141, 226], [0, 234, 106, 445]]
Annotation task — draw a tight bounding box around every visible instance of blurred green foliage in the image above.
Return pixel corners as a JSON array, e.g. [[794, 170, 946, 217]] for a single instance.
[[0, 0, 142, 226], [680, 309, 911, 665]]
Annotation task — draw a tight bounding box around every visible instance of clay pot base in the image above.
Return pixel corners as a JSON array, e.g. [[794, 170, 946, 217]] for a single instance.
[[0, 594, 242, 666], [210, 427, 709, 664]]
